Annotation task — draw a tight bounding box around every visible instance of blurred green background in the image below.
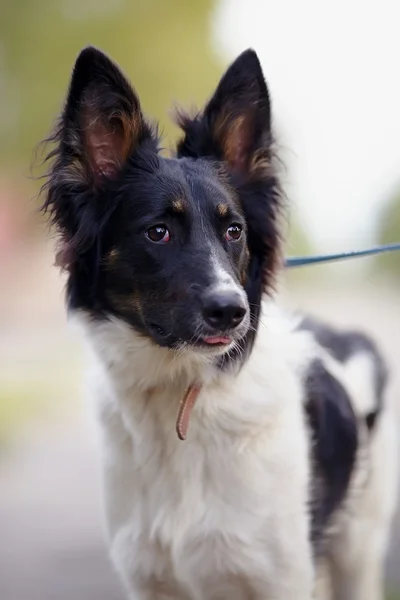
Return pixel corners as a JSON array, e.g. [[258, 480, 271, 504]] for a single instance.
[[0, 1, 399, 599]]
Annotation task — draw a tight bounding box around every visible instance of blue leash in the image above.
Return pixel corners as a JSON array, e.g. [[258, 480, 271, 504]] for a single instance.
[[285, 242, 400, 268]]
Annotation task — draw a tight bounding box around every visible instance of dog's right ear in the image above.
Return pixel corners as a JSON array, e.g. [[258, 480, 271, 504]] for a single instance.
[[56, 46, 152, 187], [41, 47, 156, 270], [176, 49, 271, 176]]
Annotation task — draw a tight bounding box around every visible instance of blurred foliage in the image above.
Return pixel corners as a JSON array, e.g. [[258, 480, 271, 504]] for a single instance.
[[283, 207, 317, 284], [0, 357, 83, 444], [0, 0, 309, 253], [0, 385, 52, 444], [0, 0, 220, 170], [284, 210, 312, 256], [376, 188, 400, 276]]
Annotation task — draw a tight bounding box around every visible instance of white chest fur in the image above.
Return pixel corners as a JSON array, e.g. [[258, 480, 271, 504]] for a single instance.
[[81, 311, 315, 600]]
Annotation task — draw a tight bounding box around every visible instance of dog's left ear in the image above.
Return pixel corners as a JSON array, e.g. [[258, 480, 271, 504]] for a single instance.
[[177, 49, 271, 174]]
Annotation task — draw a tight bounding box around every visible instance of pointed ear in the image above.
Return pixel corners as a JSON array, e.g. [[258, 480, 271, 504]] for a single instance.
[[177, 49, 271, 174], [60, 46, 151, 186], [40, 47, 157, 273]]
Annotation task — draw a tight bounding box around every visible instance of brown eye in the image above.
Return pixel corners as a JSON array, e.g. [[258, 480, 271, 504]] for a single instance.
[[146, 226, 170, 243], [225, 224, 242, 242]]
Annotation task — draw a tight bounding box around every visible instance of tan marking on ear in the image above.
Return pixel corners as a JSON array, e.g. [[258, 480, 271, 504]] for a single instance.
[[172, 198, 186, 213], [249, 149, 270, 178], [117, 110, 142, 160], [217, 203, 229, 217], [81, 95, 143, 182], [85, 117, 125, 178], [216, 114, 248, 170]]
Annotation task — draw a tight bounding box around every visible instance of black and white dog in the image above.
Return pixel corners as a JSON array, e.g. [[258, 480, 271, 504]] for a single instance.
[[41, 47, 398, 599]]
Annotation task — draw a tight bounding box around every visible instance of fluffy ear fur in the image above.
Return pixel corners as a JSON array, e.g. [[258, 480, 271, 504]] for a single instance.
[[58, 46, 151, 186], [176, 49, 272, 176], [40, 46, 157, 271]]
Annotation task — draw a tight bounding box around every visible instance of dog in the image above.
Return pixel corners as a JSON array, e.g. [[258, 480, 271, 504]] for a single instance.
[[41, 46, 398, 599]]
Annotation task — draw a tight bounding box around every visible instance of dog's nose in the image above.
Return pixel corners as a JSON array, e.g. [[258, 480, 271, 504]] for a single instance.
[[202, 292, 247, 330]]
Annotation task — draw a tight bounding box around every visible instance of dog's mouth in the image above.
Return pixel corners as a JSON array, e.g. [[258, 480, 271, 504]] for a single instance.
[[147, 322, 245, 352], [203, 335, 232, 345]]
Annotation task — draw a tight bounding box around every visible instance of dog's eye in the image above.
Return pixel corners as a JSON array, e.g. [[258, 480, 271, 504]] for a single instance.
[[225, 224, 242, 242], [146, 226, 170, 243]]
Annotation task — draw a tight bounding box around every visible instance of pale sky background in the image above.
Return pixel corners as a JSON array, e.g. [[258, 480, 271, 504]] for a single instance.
[[213, 0, 400, 252]]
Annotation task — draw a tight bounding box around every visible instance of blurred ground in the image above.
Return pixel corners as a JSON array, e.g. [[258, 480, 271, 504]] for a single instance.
[[0, 243, 399, 599]]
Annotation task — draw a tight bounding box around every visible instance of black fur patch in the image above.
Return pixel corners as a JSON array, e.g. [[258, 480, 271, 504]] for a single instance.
[[299, 317, 387, 431], [304, 359, 358, 551]]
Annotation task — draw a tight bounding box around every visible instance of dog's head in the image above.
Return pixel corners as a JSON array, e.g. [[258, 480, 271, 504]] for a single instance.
[[41, 47, 282, 366]]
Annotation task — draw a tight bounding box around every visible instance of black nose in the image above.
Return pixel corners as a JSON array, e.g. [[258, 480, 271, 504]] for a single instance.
[[202, 292, 247, 330]]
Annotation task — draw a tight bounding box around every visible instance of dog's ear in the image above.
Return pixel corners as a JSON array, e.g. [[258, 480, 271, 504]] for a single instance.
[[177, 49, 271, 174], [57, 46, 152, 186], [40, 47, 157, 271]]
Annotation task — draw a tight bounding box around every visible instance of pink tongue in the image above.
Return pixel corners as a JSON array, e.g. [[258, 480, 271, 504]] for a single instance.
[[204, 336, 231, 345]]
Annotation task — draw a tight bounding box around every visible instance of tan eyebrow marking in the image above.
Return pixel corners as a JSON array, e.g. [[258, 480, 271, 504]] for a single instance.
[[172, 198, 186, 213], [217, 203, 229, 217]]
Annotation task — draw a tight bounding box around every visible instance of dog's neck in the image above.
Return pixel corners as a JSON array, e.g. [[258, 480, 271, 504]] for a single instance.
[[78, 313, 238, 441], [75, 302, 300, 443], [78, 313, 228, 394]]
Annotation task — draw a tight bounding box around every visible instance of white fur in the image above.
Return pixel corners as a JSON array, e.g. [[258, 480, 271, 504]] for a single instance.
[[210, 252, 247, 299], [75, 301, 397, 600]]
